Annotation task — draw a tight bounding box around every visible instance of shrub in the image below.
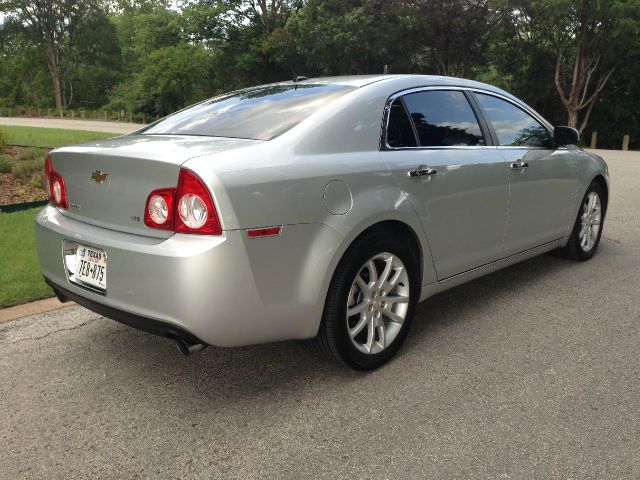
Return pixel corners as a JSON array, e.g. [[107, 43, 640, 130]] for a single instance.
[[13, 158, 45, 188], [17, 147, 46, 162], [0, 129, 7, 153], [0, 154, 13, 173], [29, 172, 46, 189]]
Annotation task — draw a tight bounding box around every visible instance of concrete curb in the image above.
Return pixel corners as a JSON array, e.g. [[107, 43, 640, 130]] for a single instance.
[[0, 297, 74, 324]]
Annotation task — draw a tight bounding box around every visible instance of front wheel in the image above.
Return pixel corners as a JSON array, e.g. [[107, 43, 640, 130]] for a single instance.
[[557, 181, 606, 261], [313, 231, 420, 370]]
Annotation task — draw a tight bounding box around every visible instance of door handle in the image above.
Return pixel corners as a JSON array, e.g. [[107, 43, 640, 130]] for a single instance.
[[510, 161, 529, 169], [408, 167, 437, 178]]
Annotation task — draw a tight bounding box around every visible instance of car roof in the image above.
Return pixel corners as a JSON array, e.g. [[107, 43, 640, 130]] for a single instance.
[[285, 74, 507, 94]]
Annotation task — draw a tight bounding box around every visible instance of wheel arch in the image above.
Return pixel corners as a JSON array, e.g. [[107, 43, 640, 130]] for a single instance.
[[306, 215, 434, 338], [348, 220, 425, 287], [591, 174, 609, 208]]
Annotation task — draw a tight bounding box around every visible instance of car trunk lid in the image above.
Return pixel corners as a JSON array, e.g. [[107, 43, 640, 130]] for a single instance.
[[49, 135, 257, 237]]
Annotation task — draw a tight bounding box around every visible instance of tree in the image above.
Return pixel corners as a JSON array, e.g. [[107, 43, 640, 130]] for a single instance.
[[495, 0, 639, 133], [553, 0, 638, 133], [0, 0, 102, 109], [412, 0, 492, 77]]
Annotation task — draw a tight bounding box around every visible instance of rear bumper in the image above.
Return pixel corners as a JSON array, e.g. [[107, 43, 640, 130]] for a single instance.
[[45, 277, 205, 345], [36, 206, 342, 346]]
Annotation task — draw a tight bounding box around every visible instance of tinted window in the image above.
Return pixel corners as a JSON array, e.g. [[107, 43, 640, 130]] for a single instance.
[[401, 90, 485, 147], [142, 84, 355, 141], [387, 99, 417, 147], [476, 93, 549, 147]]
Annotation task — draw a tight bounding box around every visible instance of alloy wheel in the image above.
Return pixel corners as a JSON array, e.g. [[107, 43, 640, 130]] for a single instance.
[[346, 252, 410, 354], [579, 191, 602, 252]]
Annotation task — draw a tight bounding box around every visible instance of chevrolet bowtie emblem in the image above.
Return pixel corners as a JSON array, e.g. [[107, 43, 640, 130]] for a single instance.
[[91, 170, 108, 184]]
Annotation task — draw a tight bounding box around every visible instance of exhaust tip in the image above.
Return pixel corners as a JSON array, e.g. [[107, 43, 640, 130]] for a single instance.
[[174, 338, 206, 356]]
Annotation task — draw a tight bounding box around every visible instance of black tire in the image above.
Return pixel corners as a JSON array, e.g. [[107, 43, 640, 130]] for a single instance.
[[313, 230, 420, 370], [556, 181, 606, 261]]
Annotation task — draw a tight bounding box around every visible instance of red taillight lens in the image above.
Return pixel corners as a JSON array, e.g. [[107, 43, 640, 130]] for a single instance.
[[143, 169, 221, 235], [174, 169, 222, 235], [45, 156, 67, 209], [144, 188, 175, 230]]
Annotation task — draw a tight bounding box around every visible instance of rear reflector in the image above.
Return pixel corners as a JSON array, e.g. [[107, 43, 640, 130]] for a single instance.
[[247, 226, 282, 238]]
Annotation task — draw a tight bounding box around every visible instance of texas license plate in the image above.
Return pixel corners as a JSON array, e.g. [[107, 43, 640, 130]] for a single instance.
[[74, 245, 107, 291]]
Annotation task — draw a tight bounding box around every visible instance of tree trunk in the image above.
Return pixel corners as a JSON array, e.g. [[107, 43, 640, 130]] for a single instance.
[[44, 40, 63, 110], [567, 109, 578, 129]]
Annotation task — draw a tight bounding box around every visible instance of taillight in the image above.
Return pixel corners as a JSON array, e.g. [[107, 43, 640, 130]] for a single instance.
[[144, 188, 175, 230], [143, 169, 222, 235], [45, 156, 68, 209], [174, 169, 221, 235]]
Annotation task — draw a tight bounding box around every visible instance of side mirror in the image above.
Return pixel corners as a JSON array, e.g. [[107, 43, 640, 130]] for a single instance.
[[553, 126, 579, 147]]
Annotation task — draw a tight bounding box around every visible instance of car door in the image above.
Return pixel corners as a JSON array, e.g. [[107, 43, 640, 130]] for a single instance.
[[473, 92, 578, 255], [380, 88, 509, 280]]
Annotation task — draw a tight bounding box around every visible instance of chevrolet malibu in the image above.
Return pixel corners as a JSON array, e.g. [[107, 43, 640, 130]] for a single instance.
[[36, 75, 608, 370]]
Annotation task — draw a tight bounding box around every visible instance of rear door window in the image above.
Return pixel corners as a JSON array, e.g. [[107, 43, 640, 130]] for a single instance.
[[401, 90, 485, 147]]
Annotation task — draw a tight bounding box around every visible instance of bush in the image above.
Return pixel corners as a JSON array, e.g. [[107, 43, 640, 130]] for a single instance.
[[13, 158, 45, 188], [0, 154, 13, 173], [17, 147, 46, 162], [0, 129, 8, 153]]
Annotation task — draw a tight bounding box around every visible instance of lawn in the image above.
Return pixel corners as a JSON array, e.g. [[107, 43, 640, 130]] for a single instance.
[[0, 207, 53, 307], [1, 125, 114, 148]]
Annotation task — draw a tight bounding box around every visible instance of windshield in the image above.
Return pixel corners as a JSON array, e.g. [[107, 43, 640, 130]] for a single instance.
[[140, 83, 356, 141]]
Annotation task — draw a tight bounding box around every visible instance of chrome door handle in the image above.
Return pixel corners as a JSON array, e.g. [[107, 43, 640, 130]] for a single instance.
[[408, 167, 437, 178], [510, 161, 529, 169]]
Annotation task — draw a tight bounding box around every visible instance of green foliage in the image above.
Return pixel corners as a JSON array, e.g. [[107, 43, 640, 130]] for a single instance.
[[1, 0, 639, 143], [0, 129, 8, 153], [13, 158, 45, 187], [108, 44, 215, 116], [0, 154, 13, 173], [16, 147, 46, 162]]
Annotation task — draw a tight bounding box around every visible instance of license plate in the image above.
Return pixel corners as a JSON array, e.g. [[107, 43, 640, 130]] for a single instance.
[[74, 245, 107, 291]]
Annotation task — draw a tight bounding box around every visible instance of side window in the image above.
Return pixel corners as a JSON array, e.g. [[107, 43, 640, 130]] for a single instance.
[[475, 93, 549, 147], [386, 99, 417, 148], [401, 90, 485, 147]]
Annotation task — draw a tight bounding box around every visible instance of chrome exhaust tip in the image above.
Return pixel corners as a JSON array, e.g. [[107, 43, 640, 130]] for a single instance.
[[174, 338, 206, 356]]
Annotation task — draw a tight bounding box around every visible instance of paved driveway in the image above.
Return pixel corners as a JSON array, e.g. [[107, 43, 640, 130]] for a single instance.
[[1, 150, 638, 479], [0, 117, 145, 134]]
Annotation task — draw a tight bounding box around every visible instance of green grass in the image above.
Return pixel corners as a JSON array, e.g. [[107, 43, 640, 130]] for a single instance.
[[0, 125, 114, 148], [0, 208, 53, 307]]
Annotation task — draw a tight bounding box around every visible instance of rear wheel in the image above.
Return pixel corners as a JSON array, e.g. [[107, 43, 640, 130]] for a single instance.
[[313, 231, 420, 370], [557, 182, 606, 261]]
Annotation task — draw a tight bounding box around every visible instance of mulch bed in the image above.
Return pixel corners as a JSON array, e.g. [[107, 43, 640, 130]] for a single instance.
[[0, 146, 49, 206], [0, 173, 46, 205]]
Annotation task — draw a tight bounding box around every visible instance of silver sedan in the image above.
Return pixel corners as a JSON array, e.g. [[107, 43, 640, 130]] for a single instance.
[[36, 75, 609, 369]]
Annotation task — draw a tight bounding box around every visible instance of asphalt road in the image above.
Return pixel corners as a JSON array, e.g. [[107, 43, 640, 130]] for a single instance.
[[1, 150, 639, 479], [0, 117, 145, 134]]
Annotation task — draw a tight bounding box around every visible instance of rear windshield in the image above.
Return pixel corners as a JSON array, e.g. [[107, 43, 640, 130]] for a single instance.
[[141, 84, 356, 141]]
